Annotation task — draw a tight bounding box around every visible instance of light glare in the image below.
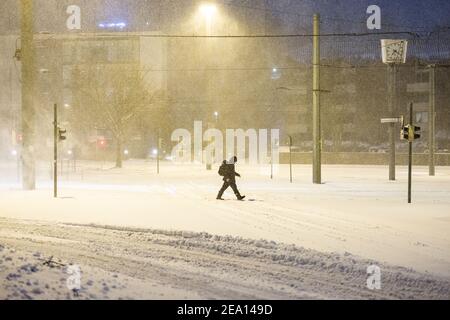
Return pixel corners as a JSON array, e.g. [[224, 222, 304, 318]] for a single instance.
[[199, 4, 217, 18]]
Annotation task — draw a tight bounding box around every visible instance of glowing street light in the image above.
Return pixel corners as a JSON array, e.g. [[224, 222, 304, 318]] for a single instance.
[[199, 3, 217, 18], [199, 3, 217, 35]]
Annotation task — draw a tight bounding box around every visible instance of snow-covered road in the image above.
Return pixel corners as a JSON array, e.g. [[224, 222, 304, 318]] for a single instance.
[[1, 218, 449, 300], [1, 161, 450, 299]]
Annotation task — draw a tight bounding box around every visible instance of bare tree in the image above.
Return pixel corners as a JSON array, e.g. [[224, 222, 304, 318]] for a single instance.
[[72, 64, 164, 168]]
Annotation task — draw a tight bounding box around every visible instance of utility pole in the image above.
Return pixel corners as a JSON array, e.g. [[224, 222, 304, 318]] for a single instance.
[[388, 64, 397, 181], [428, 65, 436, 176], [20, 0, 36, 190], [312, 14, 322, 184], [53, 104, 58, 198]]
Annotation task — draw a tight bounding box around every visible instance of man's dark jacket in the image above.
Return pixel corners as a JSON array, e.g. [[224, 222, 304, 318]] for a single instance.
[[222, 162, 240, 183]]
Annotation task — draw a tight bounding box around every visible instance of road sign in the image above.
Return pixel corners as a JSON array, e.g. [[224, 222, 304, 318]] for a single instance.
[[381, 117, 403, 124]]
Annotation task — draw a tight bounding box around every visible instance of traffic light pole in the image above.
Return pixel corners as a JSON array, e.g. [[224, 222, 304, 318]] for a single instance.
[[53, 103, 58, 198], [429, 65, 436, 176], [408, 103, 414, 204]]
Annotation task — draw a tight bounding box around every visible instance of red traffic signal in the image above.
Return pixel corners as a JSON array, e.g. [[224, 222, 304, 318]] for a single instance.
[[97, 139, 107, 148]]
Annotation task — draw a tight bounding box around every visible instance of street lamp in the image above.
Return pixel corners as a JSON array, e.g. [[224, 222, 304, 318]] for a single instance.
[[381, 39, 408, 181], [199, 3, 217, 35], [199, 3, 218, 171], [199, 3, 217, 19]]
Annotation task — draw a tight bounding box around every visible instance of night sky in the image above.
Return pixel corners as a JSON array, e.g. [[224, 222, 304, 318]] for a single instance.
[[310, 0, 450, 29], [261, 0, 450, 33], [1, 0, 450, 33]]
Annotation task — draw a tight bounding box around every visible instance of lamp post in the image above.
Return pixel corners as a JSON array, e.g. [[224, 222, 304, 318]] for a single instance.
[[199, 3, 218, 170], [199, 3, 217, 35], [20, 0, 36, 190], [381, 39, 408, 181]]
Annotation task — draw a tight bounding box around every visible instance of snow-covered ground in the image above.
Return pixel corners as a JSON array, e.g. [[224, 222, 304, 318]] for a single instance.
[[1, 219, 450, 300], [0, 160, 450, 299]]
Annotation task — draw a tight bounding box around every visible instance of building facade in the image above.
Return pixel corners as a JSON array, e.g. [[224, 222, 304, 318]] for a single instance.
[[0, 0, 449, 161]]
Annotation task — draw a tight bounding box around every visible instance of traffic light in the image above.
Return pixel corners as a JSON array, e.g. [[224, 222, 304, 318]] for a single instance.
[[400, 125, 410, 141], [412, 125, 421, 140], [58, 128, 67, 142], [97, 138, 107, 149], [402, 125, 421, 142]]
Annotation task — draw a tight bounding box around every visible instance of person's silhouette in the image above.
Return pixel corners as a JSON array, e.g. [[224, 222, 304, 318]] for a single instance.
[[217, 156, 245, 201]]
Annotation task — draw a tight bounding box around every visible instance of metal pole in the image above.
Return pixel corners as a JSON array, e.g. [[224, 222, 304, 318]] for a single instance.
[[20, 0, 36, 190], [388, 64, 397, 181], [408, 103, 413, 204], [289, 136, 293, 183], [429, 65, 436, 176], [270, 143, 274, 180], [312, 14, 322, 184], [157, 129, 160, 174], [53, 103, 58, 198]]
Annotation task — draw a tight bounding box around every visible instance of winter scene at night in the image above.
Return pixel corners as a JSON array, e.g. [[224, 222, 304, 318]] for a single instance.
[[0, 0, 450, 305]]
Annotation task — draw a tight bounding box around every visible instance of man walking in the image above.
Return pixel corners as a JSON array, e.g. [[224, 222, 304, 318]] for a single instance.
[[217, 156, 245, 201]]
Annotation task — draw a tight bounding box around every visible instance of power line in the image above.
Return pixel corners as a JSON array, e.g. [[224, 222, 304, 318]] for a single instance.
[[100, 31, 424, 39]]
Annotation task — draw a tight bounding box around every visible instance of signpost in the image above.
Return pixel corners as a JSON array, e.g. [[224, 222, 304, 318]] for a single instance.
[[380, 117, 403, 124]]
